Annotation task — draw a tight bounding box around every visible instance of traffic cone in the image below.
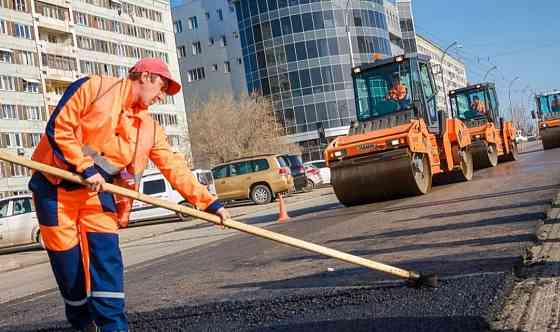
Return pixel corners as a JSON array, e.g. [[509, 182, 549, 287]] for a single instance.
[[277, 193, 290, 223]]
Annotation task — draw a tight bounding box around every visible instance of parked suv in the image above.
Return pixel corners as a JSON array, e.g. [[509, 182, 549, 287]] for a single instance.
[[129, 169, 216, 223], [212, 154, 294, 205], [279, 154, 308, 192]]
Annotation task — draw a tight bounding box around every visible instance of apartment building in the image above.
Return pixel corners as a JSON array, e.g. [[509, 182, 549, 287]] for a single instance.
[[0, 0, 188, 198], [416, 34, 468, 114], [172, 0, 246, 109]]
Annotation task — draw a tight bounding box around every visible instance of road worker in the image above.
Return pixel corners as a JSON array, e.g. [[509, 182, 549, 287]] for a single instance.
[[28, 58, 230, 332], [551, 95, 560, 112], [386, 73, 410, 110], [470, 95, 487, 114]]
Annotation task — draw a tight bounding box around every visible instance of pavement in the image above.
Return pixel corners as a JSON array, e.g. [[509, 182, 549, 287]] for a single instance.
[[493, 191, 560, 332]]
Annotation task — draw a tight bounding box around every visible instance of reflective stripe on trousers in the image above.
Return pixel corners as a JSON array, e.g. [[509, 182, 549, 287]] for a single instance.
[[30, 172, 128, 332]]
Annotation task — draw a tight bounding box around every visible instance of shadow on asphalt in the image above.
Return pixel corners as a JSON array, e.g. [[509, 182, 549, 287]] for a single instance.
[[222, 255, 521, 291], [376, 184, 560, 213], [327, 212, 545, 241], [249, 316, 492, 332], [391, 199, 550, 223]]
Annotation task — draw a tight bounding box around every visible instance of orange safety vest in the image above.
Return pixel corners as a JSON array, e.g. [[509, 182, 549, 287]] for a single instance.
[[388, 83, 407, 101], [472, 100, 486, 113]]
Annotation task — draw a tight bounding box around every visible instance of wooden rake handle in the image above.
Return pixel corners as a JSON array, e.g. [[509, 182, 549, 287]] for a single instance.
[[0, 150, 420, 281]]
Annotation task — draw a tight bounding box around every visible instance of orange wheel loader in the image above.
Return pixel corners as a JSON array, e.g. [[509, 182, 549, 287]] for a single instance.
[[448, 83, 518, 169], [324, 54, 473, 207]]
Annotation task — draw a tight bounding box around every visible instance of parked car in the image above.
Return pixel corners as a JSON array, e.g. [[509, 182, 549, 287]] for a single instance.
[[129, 169, 216, 223], [515, 133, 528, 144], [279, 154, 309, 192], [0, 195, 42, 249], [303, 160, 331, 184], [212, 154, 294, 205], [304, 165, 323, 188]]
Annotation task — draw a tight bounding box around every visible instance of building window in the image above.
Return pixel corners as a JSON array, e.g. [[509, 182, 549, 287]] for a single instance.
[[217, 9, 223, 21], [187, 67, 205, 82], [188, 16, 198, 30], [14, 23, 32, 39], [14, 0, 26, 12], [173, 20, 182, 33], [0, 49, 12, 63], [191, 42, 201, 55], [224, 61, 231, 73], [0, 105, 16, 119], [22, 80, 40, 93], [0, 75, 16, 91], [177, 46, 186, 58]]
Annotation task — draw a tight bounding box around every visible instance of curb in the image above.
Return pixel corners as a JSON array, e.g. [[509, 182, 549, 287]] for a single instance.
[[492, 192, 560, 331]]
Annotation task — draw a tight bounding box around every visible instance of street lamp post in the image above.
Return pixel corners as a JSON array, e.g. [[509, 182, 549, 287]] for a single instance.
[[483, 65, 497, 82], [508, 76, 520, 127], [343, 0, 354, 68], [439, 41, 462, 114]]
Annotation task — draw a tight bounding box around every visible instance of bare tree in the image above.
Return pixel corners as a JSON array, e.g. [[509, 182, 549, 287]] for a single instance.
[[187, 93, 301, 168], [511, 103, 535, 135]]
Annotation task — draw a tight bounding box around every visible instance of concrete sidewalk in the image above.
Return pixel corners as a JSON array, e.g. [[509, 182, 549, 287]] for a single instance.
[[493, 192, 560, 332]]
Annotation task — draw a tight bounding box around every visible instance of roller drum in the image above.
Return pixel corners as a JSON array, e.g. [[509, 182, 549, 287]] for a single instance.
[[471, 141, 498, 169], [541, 126, 560, 150], [331, 149, 432, 206]]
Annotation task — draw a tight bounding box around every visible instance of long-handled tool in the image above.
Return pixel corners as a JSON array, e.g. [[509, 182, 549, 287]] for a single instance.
[[0, 150, 437, 288]]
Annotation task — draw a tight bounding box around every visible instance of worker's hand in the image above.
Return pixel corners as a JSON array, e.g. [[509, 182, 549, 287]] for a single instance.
[[84, 173, 105, 192], [214, 207, 230, 229]]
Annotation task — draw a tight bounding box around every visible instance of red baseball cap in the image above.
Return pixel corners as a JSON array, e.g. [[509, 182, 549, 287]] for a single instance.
[[129, 58, 181, 96]]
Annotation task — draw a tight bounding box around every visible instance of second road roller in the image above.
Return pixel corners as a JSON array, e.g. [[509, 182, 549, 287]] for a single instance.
[[534, 91, 560, 150], [448, 82, 518, 169], [324, 54, 473, 206]]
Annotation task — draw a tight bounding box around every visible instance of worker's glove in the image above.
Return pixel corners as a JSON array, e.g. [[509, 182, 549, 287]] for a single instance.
[[214, 207, 230, 229]]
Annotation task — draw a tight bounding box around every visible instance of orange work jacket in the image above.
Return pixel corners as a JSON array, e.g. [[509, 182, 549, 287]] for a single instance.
[[388, 83, 407, 101], [31, 75, 217, 214], [472, 100, 486, 113]]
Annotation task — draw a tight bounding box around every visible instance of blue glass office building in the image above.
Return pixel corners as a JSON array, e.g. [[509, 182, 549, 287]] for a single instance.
[[233, 0, 394, 159]]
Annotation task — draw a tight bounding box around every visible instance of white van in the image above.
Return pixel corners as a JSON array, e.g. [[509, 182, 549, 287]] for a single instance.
[[128, 169, 216, 224]]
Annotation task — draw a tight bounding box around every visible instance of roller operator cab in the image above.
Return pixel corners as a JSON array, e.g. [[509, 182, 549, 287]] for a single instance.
[[534, 91, 560, 150], [325, 54, 473, 207], [448, 83, 518, 169]]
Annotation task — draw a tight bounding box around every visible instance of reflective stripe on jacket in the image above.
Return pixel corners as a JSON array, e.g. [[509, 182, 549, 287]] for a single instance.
[[31, 75, 218, 212]]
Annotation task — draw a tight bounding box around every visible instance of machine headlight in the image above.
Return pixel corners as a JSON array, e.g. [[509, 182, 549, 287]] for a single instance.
[[390, 139, 400, 146]]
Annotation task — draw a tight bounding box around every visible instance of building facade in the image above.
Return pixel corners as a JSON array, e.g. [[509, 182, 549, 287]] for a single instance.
[[232, 0, 394, 160], [416, 34, 467, 114], [0, 0, 188, 198], [172, 0, 246, 109]]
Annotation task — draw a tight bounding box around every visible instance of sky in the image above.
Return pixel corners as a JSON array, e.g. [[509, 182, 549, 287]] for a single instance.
[[411, 0, 558, 111]]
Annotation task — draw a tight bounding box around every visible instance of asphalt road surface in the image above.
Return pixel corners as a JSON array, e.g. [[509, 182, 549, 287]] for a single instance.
[[1, 142, 559, 332]]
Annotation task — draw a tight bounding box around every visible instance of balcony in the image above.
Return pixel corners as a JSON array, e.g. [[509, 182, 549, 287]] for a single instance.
[[34, 14, 72, 33], [39, 0, 72, 8], [44, 67, 78, 82], [37, 40, 76, 57]]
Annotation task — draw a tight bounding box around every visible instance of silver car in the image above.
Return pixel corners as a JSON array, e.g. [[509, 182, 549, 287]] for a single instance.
[[0, 195, 42, 249]]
